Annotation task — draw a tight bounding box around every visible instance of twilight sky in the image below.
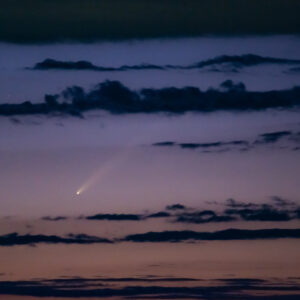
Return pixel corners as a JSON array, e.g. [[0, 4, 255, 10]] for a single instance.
[[1, 36, 300, 216], [0, 14, 300, 299]]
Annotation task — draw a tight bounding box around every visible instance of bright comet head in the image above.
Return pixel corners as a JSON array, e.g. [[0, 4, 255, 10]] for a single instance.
[[76, 191, 80, 195]]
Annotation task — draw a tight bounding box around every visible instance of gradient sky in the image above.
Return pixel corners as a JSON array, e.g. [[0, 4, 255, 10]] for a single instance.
[[0, 35, 300, 299]]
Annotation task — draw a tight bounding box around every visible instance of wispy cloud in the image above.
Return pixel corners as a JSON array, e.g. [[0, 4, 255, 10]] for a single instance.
[[152, 130, 300, 153], [30, 54, 300, 72], [175, 210, 236, 224], [39, 197, 300, 225], [255, 131, 292, 144], [174, 197, 300, 224], [166, 204, 186, 211], [85, 214, 142, 221], [30, 59, 164, 71]]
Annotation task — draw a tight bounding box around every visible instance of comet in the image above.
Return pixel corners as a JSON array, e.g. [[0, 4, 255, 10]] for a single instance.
[[75, 121, 160, 195], [75, 148, 132, 195]]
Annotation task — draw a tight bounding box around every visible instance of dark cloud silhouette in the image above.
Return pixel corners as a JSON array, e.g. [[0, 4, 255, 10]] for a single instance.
[[147, 212, 171, 218], [31, 59, 164, 71], [166, 204, 186, 210], [179, 143, 207, 149], [219, 80, 246, 91], [86, 214, 142, 221], [2, 80, 300, 116], [33, 59, 104, 71], [270, 196, 296, 207], [172, 198, 300, 224], [153, 139, 250, 152], [0, 276, 299, 299], [255, 131, 292, 144], [38, 198, 299, 225], [30, 55, 300, 72], [153, 140, 250, 152], [223, 198, 300, 222], [182, 142, 224, 149], [0, 233, 111, 246], [1, 226, 300, 247], [225, 207, 292, 221], [123, 228, 300, 242], [225, 198, 259, 208], [191, 54, 300, 69], [175, 210, 236, 224], [153, 130, 300, 153], [179, 140, 249, 150]]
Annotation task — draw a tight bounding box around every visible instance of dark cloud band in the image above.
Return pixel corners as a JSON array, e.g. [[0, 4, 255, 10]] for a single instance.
[[123, 228, 300, 242], [0, 276, 299, 299], [40, 198, 300, 224], [2, 81, 300, 117], [1, 228, 300, 246], [153, 130, 300, 153], [30, 55, 300, 72], [0, 233, 112, 246], [85, 214, 142, 221]]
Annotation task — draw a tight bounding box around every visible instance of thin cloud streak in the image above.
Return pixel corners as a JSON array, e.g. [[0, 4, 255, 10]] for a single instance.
[[152, 130, 300, 153], [30, 54, 300, 72]]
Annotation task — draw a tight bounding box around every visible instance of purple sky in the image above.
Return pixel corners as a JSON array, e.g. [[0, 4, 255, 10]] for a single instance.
[[0, 36, 299, 300]]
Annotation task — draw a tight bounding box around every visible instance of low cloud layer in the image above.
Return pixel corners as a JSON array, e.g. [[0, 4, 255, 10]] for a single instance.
[[192, 54, 300, 69], [166, 204, 186, 210], [1, 227, 300, 247], [175, 197, 300, 224], [123, 228, 300, 242], [176, 210, 236, 224], [255, 131, 293, 144], [222, 197, 299, 222], [31, 54, 300, 72], [2, 80, 300, 117], [39, 197, 300, 225], [0, 233, 112, 246], [154, 139, 249, 151], [0, 276, 299, 299], [85, 214, 142, 221], [31, 59, 164, 72], [153, 130, 300, 153]]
